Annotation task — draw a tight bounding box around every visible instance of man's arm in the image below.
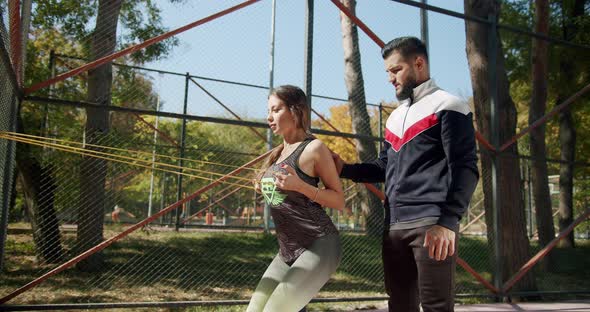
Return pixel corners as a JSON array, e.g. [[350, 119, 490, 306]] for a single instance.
[[334, 140, 390, 184], [438, 109, 479, 230], [424, 108, 479, 261]]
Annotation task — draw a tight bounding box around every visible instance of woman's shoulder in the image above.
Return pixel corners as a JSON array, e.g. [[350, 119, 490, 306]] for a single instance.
[[302, 138, 330, 158]]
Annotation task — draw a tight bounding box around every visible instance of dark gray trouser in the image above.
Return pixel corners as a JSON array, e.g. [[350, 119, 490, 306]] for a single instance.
[[246, 234, 341, 312], [383, 225, 457, 312]]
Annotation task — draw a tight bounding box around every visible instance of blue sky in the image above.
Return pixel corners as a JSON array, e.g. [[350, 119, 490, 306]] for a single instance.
[[147, 0, 471, 120]]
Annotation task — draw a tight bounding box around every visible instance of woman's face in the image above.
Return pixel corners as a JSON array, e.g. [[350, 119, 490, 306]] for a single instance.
[[267, 95, 297, 135]]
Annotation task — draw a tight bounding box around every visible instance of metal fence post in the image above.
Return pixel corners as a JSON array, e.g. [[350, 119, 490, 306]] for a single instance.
[[42, 50, 55, 140], [264, 129, 272, 233], [304, 0, 314, 123], [148, 96, 160, 217], [378, 103, 383, 154], [0, 96, 18, 271], [420, 0, 429, 52], [175, 73, 189, 231], [0, 10, 21, 271], [262, 0, 278, 234]]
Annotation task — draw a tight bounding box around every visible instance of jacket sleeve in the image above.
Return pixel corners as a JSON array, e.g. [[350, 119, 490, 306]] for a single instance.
[[438, 110, 479, 230], [340, 140, 389, 183]]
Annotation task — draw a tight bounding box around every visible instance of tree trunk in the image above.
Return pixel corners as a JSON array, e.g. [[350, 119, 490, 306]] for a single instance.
[[558, 107, 575, 248], [529, 0, 555, 269], [76, 0, 122, 272], [464, 0, 537, 292], [16, 115, 64, 263], [557, 0, 585, 249], [339, 0, 383, 236]]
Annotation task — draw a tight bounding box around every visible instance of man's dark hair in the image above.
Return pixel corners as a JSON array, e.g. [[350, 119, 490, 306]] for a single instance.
[[381, 36, 428, 62]]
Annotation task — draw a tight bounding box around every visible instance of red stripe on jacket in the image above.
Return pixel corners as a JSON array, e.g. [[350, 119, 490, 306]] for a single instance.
[[385, 114, 439, 152]]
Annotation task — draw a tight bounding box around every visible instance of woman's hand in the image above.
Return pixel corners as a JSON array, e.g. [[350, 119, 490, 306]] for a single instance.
[[273, 164, 303, 192]]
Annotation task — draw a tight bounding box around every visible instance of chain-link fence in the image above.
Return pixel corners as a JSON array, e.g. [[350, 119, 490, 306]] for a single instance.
[[0, 1, 20, 275], [1, 0, 590, 310]]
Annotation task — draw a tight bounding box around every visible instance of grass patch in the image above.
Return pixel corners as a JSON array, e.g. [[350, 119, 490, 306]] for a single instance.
[[2, 224, 589, 309]]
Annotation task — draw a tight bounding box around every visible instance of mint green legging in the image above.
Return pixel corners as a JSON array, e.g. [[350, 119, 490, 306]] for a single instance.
[[246, 234, 341, 312]]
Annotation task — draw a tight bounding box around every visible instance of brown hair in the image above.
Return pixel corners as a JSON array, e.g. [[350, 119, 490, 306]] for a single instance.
[[255, 85, 312, 191]]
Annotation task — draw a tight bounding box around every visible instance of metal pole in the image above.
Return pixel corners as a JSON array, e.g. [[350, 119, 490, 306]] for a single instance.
[[263, 0, 277, 233], [0, 7, 21, 269], [420, 0, 429, 52], [264, 130, 272, 233], [41, 50, 55, 157], [252, 188, 257, 226], [160, 172, 167, 225], [26, 96, 382, 142], [8, 0, 22, 86], [269, 0, 276, 92], [175, 73, 190, 231], [303, 0, 314, 124], [488, 13, 502, 300], [20, 0, 31, 85], [378, 103, 383, 154], [0, 94, 19, 270], [147, 96, 160, 217], [43, 50, 55, 139], [526, 161, 535, 238]]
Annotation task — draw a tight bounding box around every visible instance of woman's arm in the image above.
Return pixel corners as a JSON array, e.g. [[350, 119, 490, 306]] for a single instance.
[[274, 140, 345, 210], [311, 141, 345, 210]]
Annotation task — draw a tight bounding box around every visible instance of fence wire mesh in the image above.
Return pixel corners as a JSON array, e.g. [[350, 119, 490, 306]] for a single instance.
[[1, 0, 590, 309], [0, 1, 20, 273]]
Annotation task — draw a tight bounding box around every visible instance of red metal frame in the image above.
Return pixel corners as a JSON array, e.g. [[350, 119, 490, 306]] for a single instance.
[[132, 113, 181, 148], [24, 0, 262, 94], [330, 0, 385, 48], [329, 0, 499, 294], [182, 187, 241, 224], [502, 209, 590, 293], [9, 0, 22, 86], [330, 0, 496, 153], [457, 257, 499, 294], [189, 77, 267, 142], [5, 0, 585, 303], [500, 83, 590, 152], [0, 149, 272, 304]]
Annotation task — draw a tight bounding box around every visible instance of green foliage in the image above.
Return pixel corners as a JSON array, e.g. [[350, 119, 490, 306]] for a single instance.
[[313, 104, 383, 163], [501, 0, 590, 223], [572, 178, 590, 233], [118, 0, 179, 63], [500, 0, 534, 81], [501, 0, 590, 149], [32, 0, 95, 41], [13, 0, 191, 224], [30, 0, 178, 64], [24, 29, 86, 98]]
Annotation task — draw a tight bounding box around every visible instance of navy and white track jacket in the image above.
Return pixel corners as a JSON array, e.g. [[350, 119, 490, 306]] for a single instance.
[[341, 79, 479, 231]]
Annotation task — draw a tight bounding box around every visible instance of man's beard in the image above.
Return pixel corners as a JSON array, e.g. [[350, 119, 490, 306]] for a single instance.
[[397, 73, 417, 101]]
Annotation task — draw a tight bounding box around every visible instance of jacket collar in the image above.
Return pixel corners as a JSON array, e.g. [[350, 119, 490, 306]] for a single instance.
[[400, 78, 439, 106]]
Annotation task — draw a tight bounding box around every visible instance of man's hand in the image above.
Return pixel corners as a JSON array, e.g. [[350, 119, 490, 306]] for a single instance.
[[330, 150, 345, 175], [423, 225, 456, 261]]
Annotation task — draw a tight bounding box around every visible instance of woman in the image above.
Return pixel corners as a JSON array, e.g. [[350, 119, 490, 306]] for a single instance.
[[247, 85, 345, 312]]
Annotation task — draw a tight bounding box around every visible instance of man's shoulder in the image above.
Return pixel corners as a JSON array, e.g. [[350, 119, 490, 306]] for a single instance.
[[431, 90, 470, 115]]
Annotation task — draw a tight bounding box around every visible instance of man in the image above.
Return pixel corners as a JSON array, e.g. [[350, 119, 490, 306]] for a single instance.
[[333, 37, 479, 311]]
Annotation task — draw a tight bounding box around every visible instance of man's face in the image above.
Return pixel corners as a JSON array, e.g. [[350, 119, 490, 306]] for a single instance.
[[384, 51, 418, 101]]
